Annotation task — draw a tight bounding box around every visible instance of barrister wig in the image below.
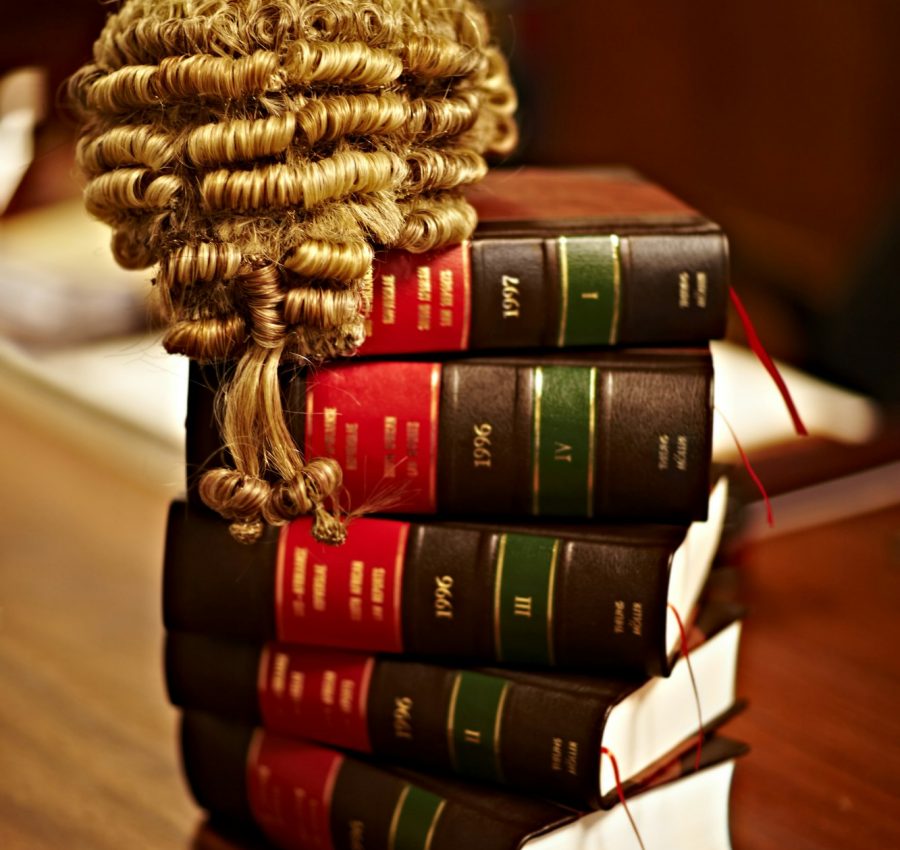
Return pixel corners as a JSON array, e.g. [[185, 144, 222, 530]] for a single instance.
[[67, 0, 517, 544]]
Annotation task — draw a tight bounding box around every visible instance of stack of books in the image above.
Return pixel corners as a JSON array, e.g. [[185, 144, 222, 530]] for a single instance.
[[163, 167, 748, 849]]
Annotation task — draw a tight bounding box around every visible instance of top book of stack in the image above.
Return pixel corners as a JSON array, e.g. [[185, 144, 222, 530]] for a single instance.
[[358, 166, 728, 355]]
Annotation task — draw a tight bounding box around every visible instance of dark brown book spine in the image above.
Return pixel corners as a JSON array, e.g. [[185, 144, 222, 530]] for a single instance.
[[358, 231, 727, 355], [468, 231, 728, 348], [187, 349, 714, 524], [167, 635, 627, 808], [181, 711, 574, 850], [181, 713, 747, 850], [164, 503, 679, 675]]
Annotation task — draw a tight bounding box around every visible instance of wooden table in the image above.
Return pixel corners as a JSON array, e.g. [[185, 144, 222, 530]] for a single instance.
[[0, 404, 898, 849]]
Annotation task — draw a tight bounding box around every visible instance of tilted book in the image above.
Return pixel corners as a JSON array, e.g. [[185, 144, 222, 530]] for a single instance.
[[167, 602, 742, 809], [358, 167, 729, 355], [164, 478, 728, 676], [181, 712, 746, 850]]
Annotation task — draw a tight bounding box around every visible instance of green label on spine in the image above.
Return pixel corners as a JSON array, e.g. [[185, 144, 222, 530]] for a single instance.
[[531, 366, 597, 517], [493, 533, 558, 664], [447, 672, 509, 783], [557, 235, 621, 346], [389, 785, 446, 850]]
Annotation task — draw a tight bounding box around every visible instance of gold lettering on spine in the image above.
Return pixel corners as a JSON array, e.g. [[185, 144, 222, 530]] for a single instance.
[[417, 267, 432, 300], [323, 407, 338, 457], [417, 265, 432, 330], [439, 269, 454, 306], [312, 563, 327, 612], [587, 367, 597, 517], [553, 442, 573, 462], [629, 602, 643, 636], [393, 696, 414, 740], [350, 561, 365, 595], [556, 236, 569, 346], [464, 729, 482, 745], [384, 416, 398, 478], [531, 367, 544, 514], [513, 596, 533, 618], [550, 737, 579, 775], [492, 534, 508, 658], [406, 421, 420, 479], [372, 569, 386, 603], [551, 736, 563, 771], [345, 422, 359, 471], [372, 567, 386, 622], [675, 435, 689, 471], [658, 434, 671, 470], [609, 235, 621, 344], [339, 678, 355, 714], [566, 740, 579, 775], [292, 547, 309, 617], [439, 268, 454, 328], [678, 271, 690, 308], [350, 559, 364, 622], [289, 670, 304, 702], [321, 670, 337, 706], [417, 302, 432, 331], [696, 271, 708, 307], [271, 651, 289, 696], [350, 597, 363, 621], [614, 600, 625, 634], [387, 785, 411, 850], [382, 274, 397, 324]]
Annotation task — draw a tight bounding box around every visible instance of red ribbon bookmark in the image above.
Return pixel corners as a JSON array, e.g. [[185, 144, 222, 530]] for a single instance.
[[730, 286, 808, 436], [715, 408, 774, 527], [668, 604, 704, 772], [601, 747, 647, 850]]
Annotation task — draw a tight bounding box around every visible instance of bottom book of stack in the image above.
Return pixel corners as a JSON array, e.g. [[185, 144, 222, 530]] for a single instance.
[[181, 711, 746, 850]]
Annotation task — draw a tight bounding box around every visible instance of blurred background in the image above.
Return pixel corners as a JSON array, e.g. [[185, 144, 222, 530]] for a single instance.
[[2, 0, 899, 403]]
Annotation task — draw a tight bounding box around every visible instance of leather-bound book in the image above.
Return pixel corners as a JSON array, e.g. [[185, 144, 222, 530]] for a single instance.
[[187, 348, 715, 524], [359, 167, 729, 355], [164, 478, 728, 676]]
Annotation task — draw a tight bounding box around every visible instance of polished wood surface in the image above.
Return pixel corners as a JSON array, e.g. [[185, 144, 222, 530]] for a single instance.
[[0, 403, 898, 849]]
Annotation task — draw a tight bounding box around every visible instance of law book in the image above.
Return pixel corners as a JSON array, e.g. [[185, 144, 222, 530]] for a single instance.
[[164, 477, 728, 676], [181, 711, 746, 850], [187, 347, 714, 523], [166, 602, 742, 810], [358, 167, 729, 355]]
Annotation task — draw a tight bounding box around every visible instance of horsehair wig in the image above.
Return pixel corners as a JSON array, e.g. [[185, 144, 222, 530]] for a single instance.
[[68, 0, 517, 544]]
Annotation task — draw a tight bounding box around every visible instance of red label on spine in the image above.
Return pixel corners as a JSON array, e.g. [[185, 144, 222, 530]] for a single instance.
[[304, 361, 441, 513], [247, 730, 343, 850], [360, 244, 470, 354], [275, 517, 409, 652], [258, 644, 374, 754]]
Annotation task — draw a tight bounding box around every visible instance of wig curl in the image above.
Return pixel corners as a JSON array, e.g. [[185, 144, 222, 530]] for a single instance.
[[68, 0, 517, 543]]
